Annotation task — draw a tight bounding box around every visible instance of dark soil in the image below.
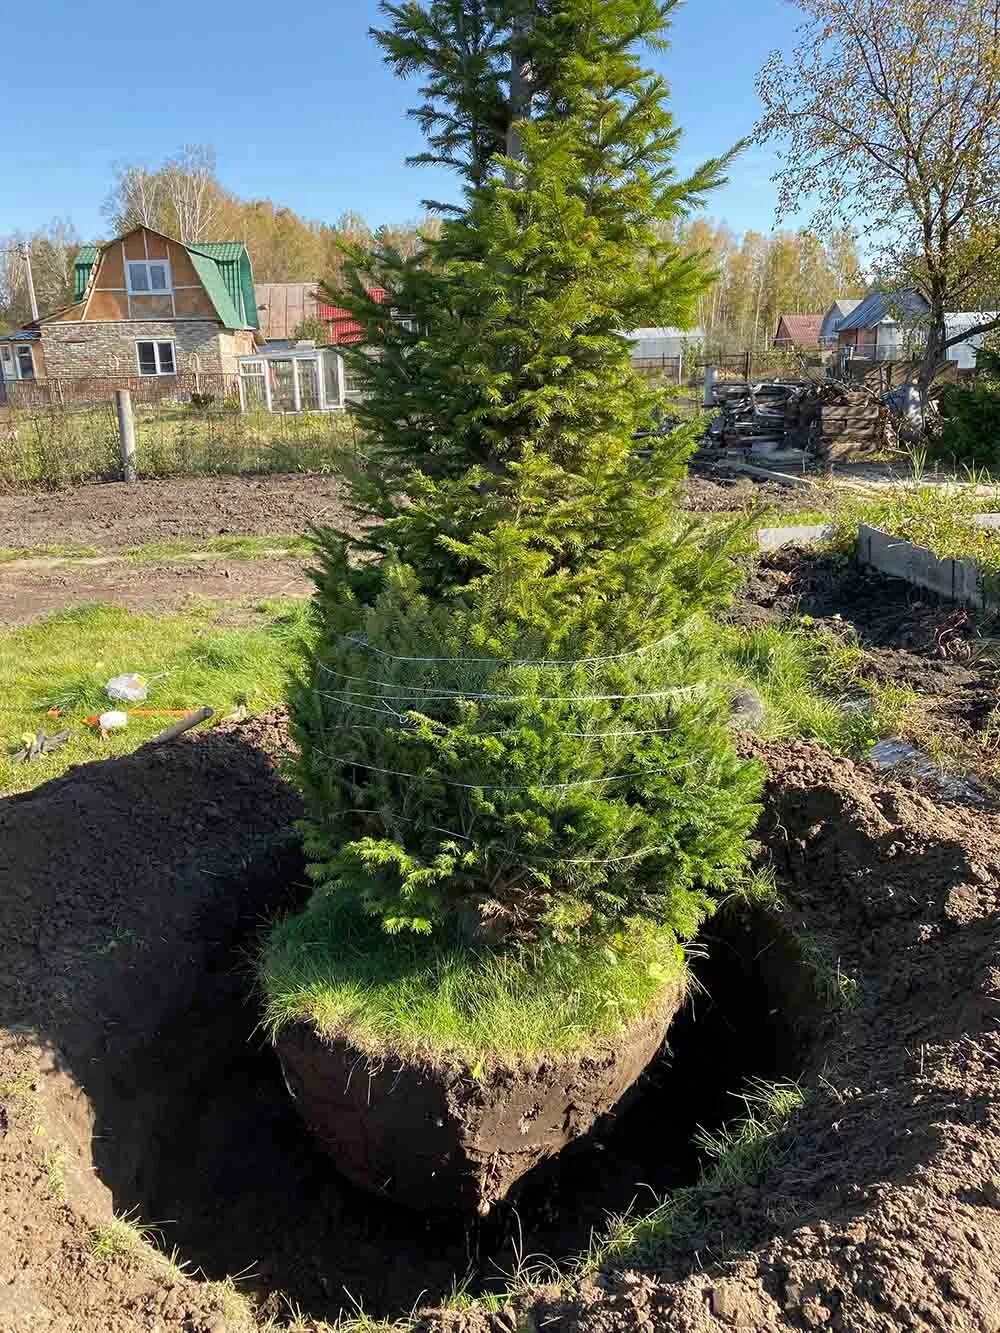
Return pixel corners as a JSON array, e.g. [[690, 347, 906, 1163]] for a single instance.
[[5, 697, 1000, 1330], [277, 993, 680, 1217], [0, 473, 353, 550], [735, 549, 1000, 759], [488, 738, 1000, 1332], [683, 464, 819, 515]]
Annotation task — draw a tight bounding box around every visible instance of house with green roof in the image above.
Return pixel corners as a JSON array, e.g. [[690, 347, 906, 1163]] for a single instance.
[[29, 225, 261, 384]]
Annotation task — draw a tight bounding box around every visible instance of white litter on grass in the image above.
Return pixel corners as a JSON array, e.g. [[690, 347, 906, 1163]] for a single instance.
[[869, 737, 985, 804], [99, 710, 129, 732], [106, 674, 149, 704]]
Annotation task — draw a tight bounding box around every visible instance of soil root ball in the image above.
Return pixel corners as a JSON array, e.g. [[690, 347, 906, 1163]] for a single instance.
[[276, 991, 683, 1215]]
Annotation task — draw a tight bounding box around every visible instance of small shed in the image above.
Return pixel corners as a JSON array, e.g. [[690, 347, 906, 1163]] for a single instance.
[[945, 313, 999, 371], [627, 327, 701, 368], [238, 342, 348, 413]]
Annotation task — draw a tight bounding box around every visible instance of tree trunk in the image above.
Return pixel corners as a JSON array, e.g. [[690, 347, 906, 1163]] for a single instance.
[[507, 4, 532, 178]]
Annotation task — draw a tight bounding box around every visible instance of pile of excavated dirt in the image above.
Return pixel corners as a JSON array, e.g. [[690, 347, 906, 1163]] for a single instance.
[[0, 712, 301, 1333], [471, 738, 1000, 1332], [4, 706, 1000, 1331]]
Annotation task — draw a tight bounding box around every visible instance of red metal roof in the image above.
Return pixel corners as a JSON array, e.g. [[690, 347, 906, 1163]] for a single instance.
[[774, 313, 824, 346], [318, 287, 388, 345]]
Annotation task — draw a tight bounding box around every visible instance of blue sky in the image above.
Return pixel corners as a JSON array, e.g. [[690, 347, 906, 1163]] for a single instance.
[[3, 0, 801, 241]]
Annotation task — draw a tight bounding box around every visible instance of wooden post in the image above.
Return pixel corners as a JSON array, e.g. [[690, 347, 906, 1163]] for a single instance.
[[703, 364, 717, 407], [115, 389, 137, 483], [744, 349, 753, 382]]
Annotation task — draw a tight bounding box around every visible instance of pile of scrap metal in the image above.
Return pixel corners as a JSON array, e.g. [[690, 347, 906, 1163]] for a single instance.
[[706, 377, 888, 461]]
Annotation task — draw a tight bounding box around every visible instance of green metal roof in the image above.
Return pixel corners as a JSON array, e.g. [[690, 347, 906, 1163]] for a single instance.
[[73, 246, 99, 303], [187, 242, 259, 329], [65, 233, 258, 330]]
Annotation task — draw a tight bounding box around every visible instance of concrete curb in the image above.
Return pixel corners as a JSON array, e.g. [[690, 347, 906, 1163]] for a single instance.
[[857, 519, 1000, 609], [757, 524, 835, 552]]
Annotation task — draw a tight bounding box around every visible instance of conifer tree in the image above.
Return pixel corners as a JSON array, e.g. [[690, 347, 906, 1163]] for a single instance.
[[293, 0, 761, 944]]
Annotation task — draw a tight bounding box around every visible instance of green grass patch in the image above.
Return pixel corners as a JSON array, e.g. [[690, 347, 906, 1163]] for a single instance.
[[585, 1077, 804, 1269], [121, 533, 313, 563], [0, 543, 103, 564], [685, 616, 913, 756], [0, 599, 313, 795], [261, 897, 685, 1063]]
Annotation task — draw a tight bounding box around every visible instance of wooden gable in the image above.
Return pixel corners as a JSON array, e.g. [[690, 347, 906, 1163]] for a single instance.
[[49, 228, 220, 324]]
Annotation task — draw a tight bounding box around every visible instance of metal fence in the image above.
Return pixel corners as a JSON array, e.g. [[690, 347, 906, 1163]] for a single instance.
[[0, 372, 241, 411]]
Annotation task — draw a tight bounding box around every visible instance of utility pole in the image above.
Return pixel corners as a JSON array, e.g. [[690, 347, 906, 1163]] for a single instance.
[[21, 244, 38, 323]]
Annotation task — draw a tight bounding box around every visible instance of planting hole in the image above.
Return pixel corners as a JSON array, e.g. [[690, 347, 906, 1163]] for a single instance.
[[88, 898, 821, 1324]]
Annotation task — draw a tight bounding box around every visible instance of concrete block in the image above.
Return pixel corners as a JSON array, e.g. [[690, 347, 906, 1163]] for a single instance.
[[757, 524, 835, 552], [858, 523, 987, 608]]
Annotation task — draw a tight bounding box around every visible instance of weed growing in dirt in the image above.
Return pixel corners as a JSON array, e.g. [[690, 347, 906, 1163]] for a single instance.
[[44, 1148, 67, 1202], [0, 600, 313, 795], [261, 897, 685, 1061], [584, 1076, 805, 1268], [88, 1212, 162, 1263]]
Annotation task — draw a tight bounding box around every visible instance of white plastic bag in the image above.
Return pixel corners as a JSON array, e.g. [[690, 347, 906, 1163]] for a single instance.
[[106, 673, 148, 704], [99, 710, 129, 731]]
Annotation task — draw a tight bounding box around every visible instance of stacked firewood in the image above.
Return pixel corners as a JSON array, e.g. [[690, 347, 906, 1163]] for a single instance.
[[710, 378, 887, 459]]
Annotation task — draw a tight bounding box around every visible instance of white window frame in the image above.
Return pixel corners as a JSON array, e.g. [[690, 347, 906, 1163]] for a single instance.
[[238, 349, 344, 413], [15, 345, 34, 380], [126, 259, 172, 295], [135, 340, 177, 377]]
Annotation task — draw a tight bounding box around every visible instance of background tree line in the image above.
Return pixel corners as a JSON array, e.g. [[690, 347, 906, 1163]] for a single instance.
[[1, 142, 863, 348], [0, 144, 440, 331], [669, 219, 863, 351]]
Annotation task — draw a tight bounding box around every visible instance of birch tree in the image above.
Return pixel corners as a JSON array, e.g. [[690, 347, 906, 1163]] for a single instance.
[[756, 0, 1000, 401]]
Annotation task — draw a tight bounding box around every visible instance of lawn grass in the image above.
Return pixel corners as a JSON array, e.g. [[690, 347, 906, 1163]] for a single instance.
[[0, 599, 313, 795], [684, 616, 913, 756], [261, 897, 686, 1063]]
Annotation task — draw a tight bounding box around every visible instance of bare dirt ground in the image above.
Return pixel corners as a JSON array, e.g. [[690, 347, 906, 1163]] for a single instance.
[[683, 464, 819, 514], [0, 475, 352, 550], [0, 556, 312, 626]]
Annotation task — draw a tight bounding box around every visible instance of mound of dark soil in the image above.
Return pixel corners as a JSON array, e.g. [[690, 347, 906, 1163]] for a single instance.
[[479, 738, 1000, 1332], [0, 711, 301, 1333]]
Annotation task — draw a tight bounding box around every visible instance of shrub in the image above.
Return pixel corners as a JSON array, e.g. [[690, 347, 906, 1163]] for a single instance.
[[937, 378, 1000, 469], [287, 2, 762, 951]]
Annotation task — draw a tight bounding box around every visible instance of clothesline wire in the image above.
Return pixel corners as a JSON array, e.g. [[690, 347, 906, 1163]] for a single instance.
[[334, 627, 686, 668], [344, 808, 669, 868]]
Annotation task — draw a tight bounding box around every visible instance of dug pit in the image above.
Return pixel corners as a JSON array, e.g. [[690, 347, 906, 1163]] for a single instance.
[[0, 714, 824, 1327], [85, 898, 822, 1324]]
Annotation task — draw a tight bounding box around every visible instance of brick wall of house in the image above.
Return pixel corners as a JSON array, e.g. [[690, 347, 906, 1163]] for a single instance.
[[41, 321, 226, 378]]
